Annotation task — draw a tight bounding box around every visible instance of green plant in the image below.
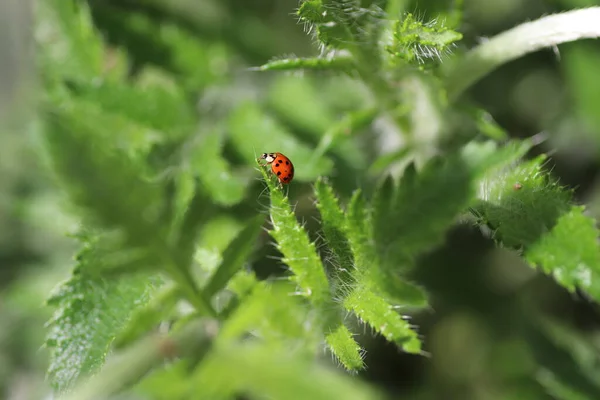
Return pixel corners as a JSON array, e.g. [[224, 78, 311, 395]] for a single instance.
[[37, 0, 600, 399]]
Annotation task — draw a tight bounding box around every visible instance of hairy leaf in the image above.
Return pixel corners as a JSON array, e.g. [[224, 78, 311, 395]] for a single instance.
[[256, 55, 354, 72], [473, 155, 572, 248], [460, 139, 534, 178], [370, 156, 474, 305], [469, 152, 600, 302], [257, 164, 365, 368], [527, 206, 600, 300], [298, 0, 386, 61], [314, 178, 356, 297], [346, 188, 428, 307], [344, 286, 421, 353], [325, 325, 364, 370], [386, 13, 462, 67], [46, 244, 158, 393], [256, 164, 333, 315]]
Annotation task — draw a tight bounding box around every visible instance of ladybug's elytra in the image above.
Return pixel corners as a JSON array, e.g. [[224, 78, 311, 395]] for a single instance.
[[258, 152, 295, 185]]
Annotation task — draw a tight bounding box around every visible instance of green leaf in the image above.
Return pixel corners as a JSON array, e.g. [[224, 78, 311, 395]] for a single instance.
[[203, 214, 264, 298], [58, 319, 218, 400], [156, 21, 230, 88], [36, 0, 111, 82], [267, 75, 337, 137], [43, 103, 165, 245], [132, 361, 191, 400], [256, 164, 332, 310], [168, 167, 197, 235], [46, 90, 164, 159], [344, 286, 421, 354], [256, 163, 333, 314], [217, 279, 315, 346], [65, 78, 196, 139], [190, 128, 248, 206], [472, 108, 510, 141], [228, 101, 333, 180], [527, 206, 600, 300], [192, 343, 381, 400], [314, 179, 422, 359], [314, 178, 356, 296], [368, 147, 412, 175], [460, 139, 534, 178], [90, 6, 230, 89], [310, 108, 377, 168], [227, 269, 260, 298], [324, 325, 364, 370], [257, 164, 366, 368], [175, 184, 215, 267], [472, 155, 572, 248], [468, 152, 600, 301], [375, 155, 474, 270], [194, 215, 246, 274], [386, 13, 462, 67], [346, 188, 428, 307], [114, 284, 180, 349], [256, 55, 354, 72], [298, 0, 386, 62], [170, 186, 219, 318], [266, 76, 371, 169], [45, 244, 158, 393]]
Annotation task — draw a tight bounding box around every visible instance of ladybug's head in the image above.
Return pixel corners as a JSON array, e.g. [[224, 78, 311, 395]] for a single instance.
[[260, 153, 277, 163]]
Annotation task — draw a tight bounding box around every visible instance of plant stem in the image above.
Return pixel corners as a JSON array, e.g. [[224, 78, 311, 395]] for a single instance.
[[59, 318, 219, 400], [168, 262, 218, 317], [445, 7, 600, 101]]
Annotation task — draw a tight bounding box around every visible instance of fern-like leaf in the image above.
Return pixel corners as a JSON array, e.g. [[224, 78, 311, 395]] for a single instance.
[[45, 243, 159, 393], [257, 165, 363, 370], [256, 55, 354, 72], [527, 206, 600, 299]]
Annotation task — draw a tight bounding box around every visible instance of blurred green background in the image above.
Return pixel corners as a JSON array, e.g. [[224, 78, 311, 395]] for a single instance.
[[3, 0, 600, 399]]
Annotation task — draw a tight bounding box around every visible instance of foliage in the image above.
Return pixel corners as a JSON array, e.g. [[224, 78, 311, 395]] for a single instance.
[[20, 0, 600, 399]]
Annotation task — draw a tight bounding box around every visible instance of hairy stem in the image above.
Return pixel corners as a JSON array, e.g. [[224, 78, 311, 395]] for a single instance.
[[445, 7, 600, 101]]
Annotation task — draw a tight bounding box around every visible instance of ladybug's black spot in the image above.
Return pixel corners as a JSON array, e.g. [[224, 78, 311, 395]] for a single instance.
[[285, 161, 290, 165], [283, 176, 289, 181], [277, 171, 281, 176], [275, 163, 280, 167]]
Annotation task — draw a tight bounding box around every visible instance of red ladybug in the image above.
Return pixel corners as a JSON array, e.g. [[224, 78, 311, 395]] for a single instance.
[[258, 152, 295, 185]]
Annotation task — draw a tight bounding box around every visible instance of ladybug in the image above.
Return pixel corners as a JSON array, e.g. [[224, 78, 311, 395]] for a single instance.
[[258, 152, 295, 185]]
